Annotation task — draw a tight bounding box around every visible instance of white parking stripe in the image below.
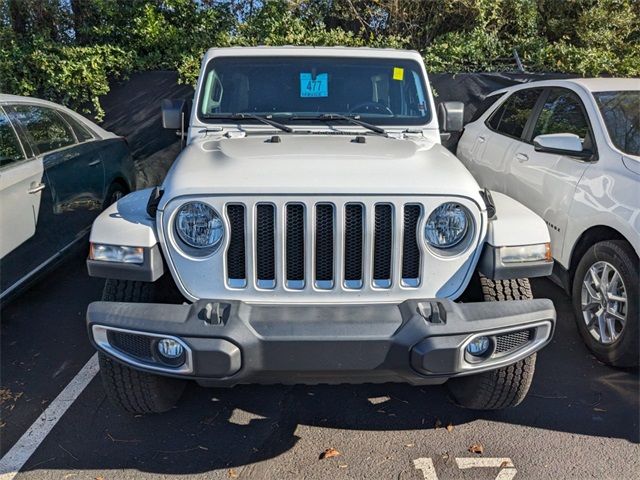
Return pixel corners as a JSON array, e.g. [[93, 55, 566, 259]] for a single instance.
[[0, 354, 99, 480]]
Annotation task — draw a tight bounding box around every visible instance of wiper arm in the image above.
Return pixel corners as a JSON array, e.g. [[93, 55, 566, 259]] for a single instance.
[[202, 113, 293, 133], [292, 113, 386, 135]]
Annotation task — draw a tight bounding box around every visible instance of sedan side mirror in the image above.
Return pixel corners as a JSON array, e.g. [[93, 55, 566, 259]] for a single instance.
[[533, 133, 590, 158], [438, 101, 465, 133]]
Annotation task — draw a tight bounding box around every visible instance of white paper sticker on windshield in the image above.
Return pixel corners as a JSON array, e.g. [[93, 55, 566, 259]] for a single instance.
[[300, 73, 328, 97]]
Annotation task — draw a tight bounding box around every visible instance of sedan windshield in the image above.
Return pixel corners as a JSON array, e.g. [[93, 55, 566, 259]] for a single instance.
[[593, 90, 640, 156], [197, 56, 430, 127]]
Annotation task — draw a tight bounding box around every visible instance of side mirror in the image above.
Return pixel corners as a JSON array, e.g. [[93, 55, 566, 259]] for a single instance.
[[438, 101, 465, 133], [161, 99, 186, 129], [533, 133, 590, 158]]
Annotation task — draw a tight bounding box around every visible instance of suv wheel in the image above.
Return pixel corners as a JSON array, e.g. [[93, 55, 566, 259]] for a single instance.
[[98, 279, 187, 414], [446, 276, 537, 410], [572, 240, 638, 367]]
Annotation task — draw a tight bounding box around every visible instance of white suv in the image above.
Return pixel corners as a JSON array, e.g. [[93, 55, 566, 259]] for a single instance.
[[457, 78, 639, 367]]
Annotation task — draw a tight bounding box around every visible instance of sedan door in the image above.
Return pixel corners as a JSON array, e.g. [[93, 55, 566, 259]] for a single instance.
[[0, 108, 43, 258], [8, 105, 105, 250], [507, 87, 593, 260]]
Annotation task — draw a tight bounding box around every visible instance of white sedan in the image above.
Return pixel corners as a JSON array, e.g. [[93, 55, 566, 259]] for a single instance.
[[457, 78, 639, 367]]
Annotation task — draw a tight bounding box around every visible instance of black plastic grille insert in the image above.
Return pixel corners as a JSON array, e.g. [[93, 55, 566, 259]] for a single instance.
[[402, 205, 421, 280], [256, 204, 275, 281], [315, 204, 334, 282], [373, 204, 393, 281], [495, 329, 533, 354], [286, 204, 305, 282], [344, 204, 363, 281], [226, 204, 246, 280], [107, 331, 153, 361]]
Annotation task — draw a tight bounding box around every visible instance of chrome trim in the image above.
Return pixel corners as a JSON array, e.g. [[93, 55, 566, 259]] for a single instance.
[[92, 324, 194, 375], [401, 278, 420, 288], [287, 279, 305, 289], [344, 279, 363, 289], [459, 321, 553, 373], [227, 278, 247, 288], [315, 279, 334, 290], [257, 279, 276, 289]]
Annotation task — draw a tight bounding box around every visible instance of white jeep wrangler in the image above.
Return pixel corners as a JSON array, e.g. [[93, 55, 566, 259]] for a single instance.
[[86, 47, 556, 414]]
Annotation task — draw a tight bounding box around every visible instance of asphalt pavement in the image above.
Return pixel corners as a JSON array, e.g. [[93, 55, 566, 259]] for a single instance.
[[1, 249, 638, 479]]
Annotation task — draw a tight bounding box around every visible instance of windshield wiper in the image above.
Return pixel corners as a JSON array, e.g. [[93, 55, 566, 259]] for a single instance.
[[202, 113, 293, 133], [292, 113, 386, 135]]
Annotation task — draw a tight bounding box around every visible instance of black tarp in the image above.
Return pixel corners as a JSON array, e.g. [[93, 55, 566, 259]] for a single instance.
[[100, 71, 578, 188]]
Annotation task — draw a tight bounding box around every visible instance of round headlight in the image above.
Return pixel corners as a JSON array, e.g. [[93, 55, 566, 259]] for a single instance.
[[425, 203, 470, 248], [175, 202, 224, 251]]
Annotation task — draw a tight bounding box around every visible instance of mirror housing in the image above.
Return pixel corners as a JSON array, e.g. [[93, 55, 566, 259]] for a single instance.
[[161, 99, 186, 130], [438, 101, 465, 133], [533, 133, 590, 158]]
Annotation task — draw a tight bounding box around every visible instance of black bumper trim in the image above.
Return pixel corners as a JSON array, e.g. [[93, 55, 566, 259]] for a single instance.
[[87, 298, 556, 385]]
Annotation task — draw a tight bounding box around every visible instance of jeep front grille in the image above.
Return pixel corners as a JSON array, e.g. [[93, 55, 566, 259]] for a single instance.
[[225, 200, 424, 291]]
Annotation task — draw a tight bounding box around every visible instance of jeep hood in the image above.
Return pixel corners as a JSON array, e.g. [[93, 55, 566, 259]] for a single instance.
[[160, 134, 484, 205]]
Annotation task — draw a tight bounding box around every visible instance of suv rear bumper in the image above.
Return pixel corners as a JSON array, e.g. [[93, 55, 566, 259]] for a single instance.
[[87, 298, 555, 386]]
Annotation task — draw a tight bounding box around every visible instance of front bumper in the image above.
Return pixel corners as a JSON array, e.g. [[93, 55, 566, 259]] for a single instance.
[[87, 298, 555, 386]]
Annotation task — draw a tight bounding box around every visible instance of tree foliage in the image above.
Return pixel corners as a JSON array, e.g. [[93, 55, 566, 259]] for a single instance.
[[1, 0, 638, 120]]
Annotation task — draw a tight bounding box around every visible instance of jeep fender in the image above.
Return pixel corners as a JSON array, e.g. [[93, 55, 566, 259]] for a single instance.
[[88, 188, 164, 281], [479, 191, 552, 280]]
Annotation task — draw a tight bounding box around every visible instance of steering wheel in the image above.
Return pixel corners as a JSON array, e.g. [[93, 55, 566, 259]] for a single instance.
[[348, 101, 394, 116]]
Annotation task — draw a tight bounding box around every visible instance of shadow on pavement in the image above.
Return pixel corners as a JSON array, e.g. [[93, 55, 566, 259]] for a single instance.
[[16, 278, 638, 475]]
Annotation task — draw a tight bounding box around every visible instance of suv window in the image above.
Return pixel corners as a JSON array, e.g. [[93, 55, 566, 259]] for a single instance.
[[0, 110, 25, 167], [10, 105, 76, 154], [532, 89, 589, 139], [59, 112, 94, 142], [487, 88, 543, 139], [468, 92, 505, 124]]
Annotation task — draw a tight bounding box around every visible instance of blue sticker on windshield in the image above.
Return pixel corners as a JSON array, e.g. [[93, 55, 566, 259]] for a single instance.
[[300, 73, 328, 97]]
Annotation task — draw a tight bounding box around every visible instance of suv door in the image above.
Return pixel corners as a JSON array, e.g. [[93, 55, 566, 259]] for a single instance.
[[508, 87, 594, 260], [471, 88, 544, 193], [8, 104, 105, 250]]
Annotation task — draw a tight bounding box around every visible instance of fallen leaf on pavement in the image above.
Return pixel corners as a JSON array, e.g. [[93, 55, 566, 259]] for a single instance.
[[446, 423, 454, 433], [500, 461, 510, 468], [404, 443, 414, 447], [338, 464, 348, 468], [468, 443, 484, 454], [228, 468, 238, 478], [319, 448, 341, 460]]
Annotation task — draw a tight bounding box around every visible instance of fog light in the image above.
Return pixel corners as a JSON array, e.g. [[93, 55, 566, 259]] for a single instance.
[[466, 336, 491, 356], [157, 338, 185, 363]]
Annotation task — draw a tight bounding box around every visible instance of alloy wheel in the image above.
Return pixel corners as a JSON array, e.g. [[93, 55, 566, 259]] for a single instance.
[[581, 260, 627, 344]]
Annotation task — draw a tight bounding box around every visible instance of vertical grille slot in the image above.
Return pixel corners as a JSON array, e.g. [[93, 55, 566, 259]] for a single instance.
[[255, 204, 275, 288], [344, 204, 364, 288], [226, 204, 246, 287], [315, 204, 334, 288], [402, 204, 421, 286], [286, 204, 305, 288], [373, 204, 393, 287]]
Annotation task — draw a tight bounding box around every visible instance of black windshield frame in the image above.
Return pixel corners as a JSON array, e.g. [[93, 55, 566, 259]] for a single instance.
[[196, 56, 432, 127]]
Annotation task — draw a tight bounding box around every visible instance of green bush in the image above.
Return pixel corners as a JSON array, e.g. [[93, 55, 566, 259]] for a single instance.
[[0, 31, 133, 121], [1, 0, 638, 119]]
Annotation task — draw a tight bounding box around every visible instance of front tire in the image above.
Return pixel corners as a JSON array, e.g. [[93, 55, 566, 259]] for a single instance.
[[572, 240, 638, 367], [98, 279, 186, 414], [447, 276, 537, 410]]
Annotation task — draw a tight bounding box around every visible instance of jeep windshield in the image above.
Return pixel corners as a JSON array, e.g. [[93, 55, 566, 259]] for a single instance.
[[197, 56, 431, 128]]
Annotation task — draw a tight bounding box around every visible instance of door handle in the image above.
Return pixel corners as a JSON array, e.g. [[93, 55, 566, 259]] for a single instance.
[[28, 182, 45, 194], [88, 159, 102, 166], [478, 135, 486, 143], [515, 153, 529, 162]]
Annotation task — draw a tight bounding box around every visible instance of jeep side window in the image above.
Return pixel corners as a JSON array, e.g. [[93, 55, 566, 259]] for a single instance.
[[487, 88, 543, 139], [532, 88, 589, 140], [0, 109, 25, 167]]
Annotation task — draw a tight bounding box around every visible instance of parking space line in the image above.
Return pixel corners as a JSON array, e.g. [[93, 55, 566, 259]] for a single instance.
[[0, 354, 99, 480]]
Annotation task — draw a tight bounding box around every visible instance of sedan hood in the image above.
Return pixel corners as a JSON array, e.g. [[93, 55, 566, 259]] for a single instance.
[[160, 133, 483, 205]]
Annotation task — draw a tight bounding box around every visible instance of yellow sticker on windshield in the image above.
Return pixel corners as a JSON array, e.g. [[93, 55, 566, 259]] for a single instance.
[[393, 67, 404, 81]]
